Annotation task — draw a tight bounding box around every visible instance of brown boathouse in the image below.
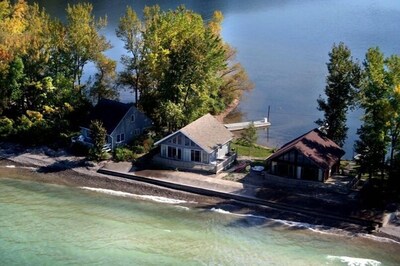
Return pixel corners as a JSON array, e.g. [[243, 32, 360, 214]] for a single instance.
[[265, 128, 345, 182]]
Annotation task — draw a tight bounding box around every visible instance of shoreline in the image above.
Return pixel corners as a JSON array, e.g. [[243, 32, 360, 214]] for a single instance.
[[1, 145, 399, 244]]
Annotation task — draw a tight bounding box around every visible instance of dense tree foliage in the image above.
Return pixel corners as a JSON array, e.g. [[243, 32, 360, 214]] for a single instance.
[[316, 43, 400, 184], [316, 42, 360, 147], [355, 48, 400, 180], [88, 120, 107, 161], [0, 0, 113, 145], [117, 6, 252, 130]]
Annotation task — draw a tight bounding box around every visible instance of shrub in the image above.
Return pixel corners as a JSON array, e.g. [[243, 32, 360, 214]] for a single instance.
[[142, 136, 154, 152], [114, 147, 136, 162], [0, 117, 14, 138], [132, 145, 145, 154]]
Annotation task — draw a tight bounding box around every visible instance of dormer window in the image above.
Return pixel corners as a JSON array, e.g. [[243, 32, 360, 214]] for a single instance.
[[131, 114, 135, 122]]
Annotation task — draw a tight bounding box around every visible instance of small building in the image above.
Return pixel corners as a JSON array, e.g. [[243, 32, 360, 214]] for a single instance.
[[74, 99, 152, 151], [153, 114, 237, 173], [265, 128, 345, 182]]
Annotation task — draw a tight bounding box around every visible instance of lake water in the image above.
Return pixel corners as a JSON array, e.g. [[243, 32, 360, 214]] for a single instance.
[[1, 172, 400, 265], [29, 0, 400, 158]]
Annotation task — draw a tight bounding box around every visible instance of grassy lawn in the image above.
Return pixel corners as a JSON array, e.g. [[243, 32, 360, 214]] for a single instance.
[[231, 142, 273, 158]]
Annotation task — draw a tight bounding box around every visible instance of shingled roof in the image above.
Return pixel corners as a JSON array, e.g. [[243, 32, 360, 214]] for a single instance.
[[85, 99, 132, 134], [155, 113, 233, 153], [266, 128, 345, 169]]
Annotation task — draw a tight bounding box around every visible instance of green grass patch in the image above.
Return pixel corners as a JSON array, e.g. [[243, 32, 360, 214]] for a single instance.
[[231, 142, 273, 158]]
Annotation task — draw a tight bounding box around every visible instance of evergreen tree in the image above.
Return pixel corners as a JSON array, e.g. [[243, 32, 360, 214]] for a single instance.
[[316, 42, 360, 147], [88, 120, 107, 161]]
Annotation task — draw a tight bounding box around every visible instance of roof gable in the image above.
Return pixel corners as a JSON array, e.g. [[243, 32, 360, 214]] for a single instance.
[[267, 128, 345, 169], [86, 99, 133, 134], [155, 113, 233, 153]]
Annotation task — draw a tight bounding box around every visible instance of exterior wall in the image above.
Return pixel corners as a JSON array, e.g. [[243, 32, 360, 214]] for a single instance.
[[110, 106, 153, 149], [159, 132, 211, 163], [158, 132, 233, 167], [217, 143, 230, 159], [267, 149, 325, 182]]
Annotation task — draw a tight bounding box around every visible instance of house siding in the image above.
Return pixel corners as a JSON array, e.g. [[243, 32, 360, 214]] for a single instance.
[[79, 105, 152, 150], [107, 106, 152, 149], [159, 132, 211, 164], [268, 148, 326, 182]]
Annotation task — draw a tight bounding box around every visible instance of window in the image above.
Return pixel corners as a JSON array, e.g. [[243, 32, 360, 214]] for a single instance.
[[134, 129, 141, 136], [177, 135, 182, 145], [117, 133, 125, 143], [131, 114, 136, 122], [191, 150, 201, 162], [185, 137, 190, 146], [167, 146, 181, 160]]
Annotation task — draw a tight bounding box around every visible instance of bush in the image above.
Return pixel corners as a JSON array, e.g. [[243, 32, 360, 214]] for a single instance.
[[142, 136, 154, 152], [132, 145, 145, 154], [114, 147, 136, 162], [0, 117, 14, 138]]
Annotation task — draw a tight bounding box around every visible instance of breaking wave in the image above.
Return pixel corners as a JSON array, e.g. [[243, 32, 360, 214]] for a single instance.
[[358, 233, 400, 245], [80, 187, 190, 204], [326, 255, 381, 266], [210, 208, 366, 239], [3, 165, 38, 171]]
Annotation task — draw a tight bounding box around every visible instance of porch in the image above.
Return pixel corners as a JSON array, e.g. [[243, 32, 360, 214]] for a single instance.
[[153, 152, 237, 174]]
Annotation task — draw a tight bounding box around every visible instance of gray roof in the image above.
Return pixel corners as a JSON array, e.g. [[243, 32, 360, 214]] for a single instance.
[[155, 113, 233, 153]]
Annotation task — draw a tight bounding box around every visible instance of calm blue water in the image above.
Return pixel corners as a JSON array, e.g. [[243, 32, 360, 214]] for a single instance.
[[1, 172, 400, 265], [29, 0, 400, 158]]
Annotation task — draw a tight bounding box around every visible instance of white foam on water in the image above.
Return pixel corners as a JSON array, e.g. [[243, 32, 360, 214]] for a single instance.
[[326, 255, 381, 266], [210, 208, 355, 238], [3, 165, 38, 171], [164, 229, 172, 233], [210, 208, 266, 219], [358, 233, 400, 245], [175, 205, 190, 211], [80, 187, 189, 204]]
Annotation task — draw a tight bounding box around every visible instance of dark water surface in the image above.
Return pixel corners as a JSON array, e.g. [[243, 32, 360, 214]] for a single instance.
[[30, 0, 400, 157]]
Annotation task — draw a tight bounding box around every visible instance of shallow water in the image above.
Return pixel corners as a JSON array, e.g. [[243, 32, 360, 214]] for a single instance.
[[0, 172, 399, 265]]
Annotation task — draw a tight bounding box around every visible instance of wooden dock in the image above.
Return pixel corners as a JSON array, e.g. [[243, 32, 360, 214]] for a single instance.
[[224, 118, 271, 131]]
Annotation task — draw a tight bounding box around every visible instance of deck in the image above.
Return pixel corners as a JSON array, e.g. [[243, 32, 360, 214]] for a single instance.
[[224, 118, 271, 131]]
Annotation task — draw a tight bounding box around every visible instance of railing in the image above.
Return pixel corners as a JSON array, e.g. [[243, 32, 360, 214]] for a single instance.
[[153, 152, 237, 173], [214, 152, 237, 173], [71, 135, 112, 152]]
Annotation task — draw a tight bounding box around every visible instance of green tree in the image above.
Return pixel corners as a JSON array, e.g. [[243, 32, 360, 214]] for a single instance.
[[88, 120, 107, 161], [316, 42, 361, 147], [355, 47, 390, 178], [89, 55, 118, 102], [385, 55, 400, 178], [240, 123, 257, 146], [65, 3, 110, 88], [117, 6, 252, 130], [116, 6, 144, 104]]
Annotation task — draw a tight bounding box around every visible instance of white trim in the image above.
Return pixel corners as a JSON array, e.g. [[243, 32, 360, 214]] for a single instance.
[[154, 131, 181, 146]]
